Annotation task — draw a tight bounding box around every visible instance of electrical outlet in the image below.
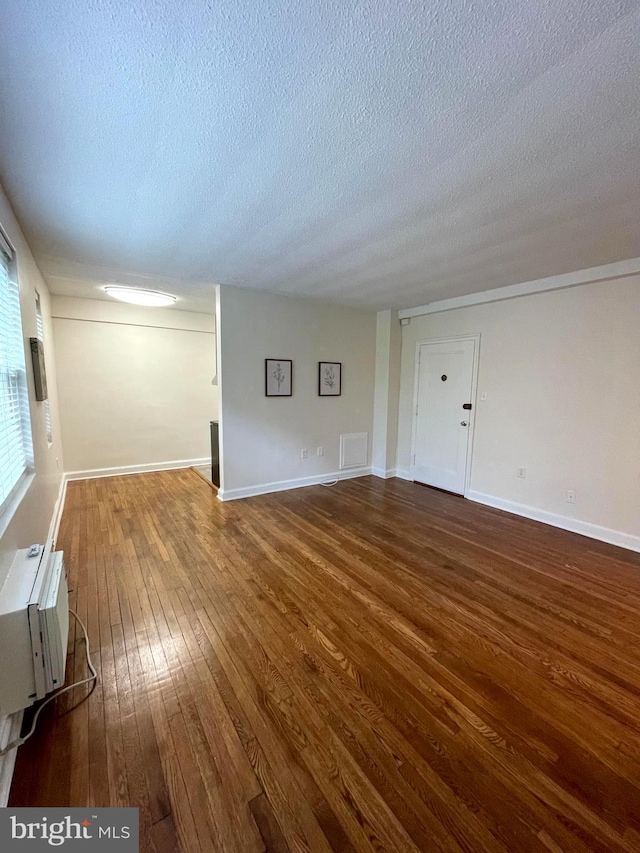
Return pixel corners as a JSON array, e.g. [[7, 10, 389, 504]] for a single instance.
[[517, 467, 526, 479], [566, 490, 576, 504], [301, 449, 308, 459], [316, 446, 324, 457], [480, 392, 488, 401]]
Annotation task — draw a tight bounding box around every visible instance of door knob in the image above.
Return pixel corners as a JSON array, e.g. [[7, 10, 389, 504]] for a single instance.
[[460, 420, 468, 426]]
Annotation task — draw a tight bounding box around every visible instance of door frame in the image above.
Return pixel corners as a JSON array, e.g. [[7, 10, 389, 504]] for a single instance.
[[409, 334, 481, 498]]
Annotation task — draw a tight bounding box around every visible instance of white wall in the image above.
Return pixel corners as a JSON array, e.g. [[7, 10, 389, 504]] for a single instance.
[[52, 296, 217, 473], [397, 278, 640, 547], [372, 309, 401, 477], [0, 185, 64, 587], [0, 184, 65, 805], [217, 285, 376, 498]]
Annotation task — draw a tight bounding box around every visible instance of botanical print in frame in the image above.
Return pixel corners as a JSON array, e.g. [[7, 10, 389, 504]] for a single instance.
[[265, 359, 292, 396], [318, 361, 341, 396]]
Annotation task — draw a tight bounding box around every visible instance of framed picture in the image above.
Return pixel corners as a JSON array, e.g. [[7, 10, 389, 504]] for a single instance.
[[29, 337, 48, 401], [265, 359, 292, 396], [319, 361, 341, 396]]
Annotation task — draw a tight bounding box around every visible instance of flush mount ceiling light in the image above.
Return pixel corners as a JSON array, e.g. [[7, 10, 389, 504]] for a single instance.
[[103, 285, 177, 307]]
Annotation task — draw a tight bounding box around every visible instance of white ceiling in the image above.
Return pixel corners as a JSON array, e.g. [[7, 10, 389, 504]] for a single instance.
[[0, 0, 639, 312]]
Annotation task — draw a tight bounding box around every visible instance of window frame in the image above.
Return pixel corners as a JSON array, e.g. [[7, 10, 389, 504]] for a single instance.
[[0, 225, 34, 522]]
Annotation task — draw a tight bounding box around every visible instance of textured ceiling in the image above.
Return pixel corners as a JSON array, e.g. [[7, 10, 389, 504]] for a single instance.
[[0, 0, 639, 312]]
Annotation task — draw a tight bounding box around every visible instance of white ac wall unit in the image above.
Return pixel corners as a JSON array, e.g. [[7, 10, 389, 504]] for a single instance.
[[0, 547, 68, 717]]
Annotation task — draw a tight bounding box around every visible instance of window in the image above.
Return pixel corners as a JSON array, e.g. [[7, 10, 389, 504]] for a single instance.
[[0, 231, 33, 515], [35, 293, 53, 444]]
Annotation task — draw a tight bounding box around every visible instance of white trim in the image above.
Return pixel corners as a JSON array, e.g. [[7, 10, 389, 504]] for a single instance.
[[0, 710, 24, 807], [217, 466, 372, 502], [0, 472, 35, 541], [398, 257, 640, 319], [409, 335, 480, 497], [0, 223, 14, 260], [372, 467, 396, 479], [394, 468, 413, 481], [467, 491, 640, 554], [65, 457, 211, 482], [47, 475, 68, 550]]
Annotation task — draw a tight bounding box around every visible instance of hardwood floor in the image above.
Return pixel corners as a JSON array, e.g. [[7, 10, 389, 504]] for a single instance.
[[10, 470, 640, 852]]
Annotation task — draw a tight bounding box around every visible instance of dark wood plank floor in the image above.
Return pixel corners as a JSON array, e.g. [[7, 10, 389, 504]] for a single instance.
[[10, 471, 640, 852]]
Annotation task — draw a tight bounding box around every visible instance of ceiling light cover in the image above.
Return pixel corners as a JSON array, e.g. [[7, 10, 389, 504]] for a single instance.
[[104, 285, 177, 307]]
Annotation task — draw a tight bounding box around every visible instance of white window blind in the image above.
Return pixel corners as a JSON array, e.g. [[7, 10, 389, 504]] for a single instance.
[[0, 239, 33, 515], [35, 293, 53, 444]]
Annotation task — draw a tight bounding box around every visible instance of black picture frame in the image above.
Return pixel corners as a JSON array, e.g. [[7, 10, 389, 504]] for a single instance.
[[29, 337, 48, 401], [318, 361, 342, 396], [265, 359, 293, 396]]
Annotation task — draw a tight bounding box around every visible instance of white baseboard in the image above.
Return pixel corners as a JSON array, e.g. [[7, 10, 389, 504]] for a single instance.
[[371, 467, 397, 479], [0, 711, 23, 807], [218, 466, 372, 502], [65, 458, 211, 482], [467, 490, 640, 553], [394, 468, 413, 481]]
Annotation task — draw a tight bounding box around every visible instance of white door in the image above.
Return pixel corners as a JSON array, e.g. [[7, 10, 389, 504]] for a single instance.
[[412, 338, 476, 494]]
